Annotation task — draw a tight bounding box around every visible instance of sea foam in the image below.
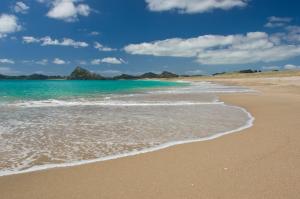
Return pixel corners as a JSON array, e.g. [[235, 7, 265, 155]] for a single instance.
[[0, 81, 254, 176]]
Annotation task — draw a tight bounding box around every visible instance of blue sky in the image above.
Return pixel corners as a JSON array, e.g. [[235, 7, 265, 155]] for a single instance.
[[0, 0, 300, 76]]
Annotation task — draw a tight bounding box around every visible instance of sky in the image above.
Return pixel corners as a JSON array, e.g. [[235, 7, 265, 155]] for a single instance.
[[0, 0, 300, 76]]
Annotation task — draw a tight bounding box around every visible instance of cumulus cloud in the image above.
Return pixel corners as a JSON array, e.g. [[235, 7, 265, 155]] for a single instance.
[[269, 26, 300, 43], [284, 64, 299, 70], [0, 14, 21, 38], [94, 42, 116, 52], [125, 34, 236, 57], [0, 59, 15, 64], [102, 57, 125, 64], [125, 31, 300, 65], [265, 16, 292, 28], [14, 2, 30, 14], [46, 0, 91, 22], [76, 4, 90, 16], [145, 0, 248, 14], [91, 59, 104, 65], [22, 36, 89, 48], [90, 59, 101, 65], [91, 57, 125, 65], [53, 58, 68, 65]]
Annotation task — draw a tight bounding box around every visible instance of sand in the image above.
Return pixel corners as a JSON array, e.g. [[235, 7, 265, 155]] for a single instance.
[[1, 72, 300, 199]]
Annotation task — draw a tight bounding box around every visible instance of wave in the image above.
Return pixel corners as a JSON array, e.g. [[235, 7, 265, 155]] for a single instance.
[[6, 99, 224, 108], [0, 104, 254, 177], [149, 81, 255, 94], [0, 80, 255, 177]]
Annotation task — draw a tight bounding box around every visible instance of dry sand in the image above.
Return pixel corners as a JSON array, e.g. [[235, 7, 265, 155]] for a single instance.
[[1, 72, 300, 199]]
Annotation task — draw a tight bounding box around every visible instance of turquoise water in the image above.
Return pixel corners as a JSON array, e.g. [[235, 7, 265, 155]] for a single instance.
[[0, 80, 183, 102], [0, 80, 253, 176]]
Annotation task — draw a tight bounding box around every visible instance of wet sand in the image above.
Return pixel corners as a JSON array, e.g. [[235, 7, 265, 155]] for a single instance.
[[1, 72, 300, 199]]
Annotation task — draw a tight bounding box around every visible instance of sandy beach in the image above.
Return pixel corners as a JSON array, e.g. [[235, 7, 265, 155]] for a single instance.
[[1, 72, 300, 199]]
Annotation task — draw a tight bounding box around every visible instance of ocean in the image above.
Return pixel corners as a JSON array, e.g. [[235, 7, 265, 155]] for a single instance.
[[0, 80, 254, 176]]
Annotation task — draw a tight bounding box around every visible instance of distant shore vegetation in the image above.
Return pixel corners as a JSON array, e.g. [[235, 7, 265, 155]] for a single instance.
[[0, 66, 291, 80]]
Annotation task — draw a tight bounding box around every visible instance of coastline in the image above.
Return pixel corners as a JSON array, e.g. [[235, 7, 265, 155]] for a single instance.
[[1, 74, 300, 198], [0, 103, 254, 177], [0, 79, 254, 177]]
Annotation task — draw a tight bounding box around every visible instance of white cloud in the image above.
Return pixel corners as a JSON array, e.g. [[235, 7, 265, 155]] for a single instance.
[[102, 57, 124, 64], [14, 2, 30, 14], [284, 64, 299, 70], [0, 59, 15, 64], [0, 14, 21, 38], [94, 42, 116, 51], [22, 36, 40, 43], [125, 31, 300, 65], [46, 0, 91, 22], [76, 4, 90, 16], [145, 0, 247, 14], [196, 45, 300, 65], [22, 36, 89, 48], [285, 26, 300, 42], [21, 59, 49, 65], [91, 59, 102, 65], [36, 59, 48, 65], [89, 31, 100, 36], [265, 16, 292, 28], [53, 58, 67, 65], [268, 16, 292, 23], [269, 26, 300, 43], [56, 37, 89, 48], [91, 57, 125, 65], [125, 34, 237, 57]]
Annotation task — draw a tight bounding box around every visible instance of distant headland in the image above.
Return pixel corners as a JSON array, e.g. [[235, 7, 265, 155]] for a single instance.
[[0, 66, 180, 80], [0, 66, 270, 80]]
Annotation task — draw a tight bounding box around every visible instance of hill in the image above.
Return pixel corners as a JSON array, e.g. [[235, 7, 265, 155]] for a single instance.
[[68, 67, 105, 80]]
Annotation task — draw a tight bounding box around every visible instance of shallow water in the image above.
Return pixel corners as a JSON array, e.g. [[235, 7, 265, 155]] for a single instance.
[[0, 80, 253, 176]]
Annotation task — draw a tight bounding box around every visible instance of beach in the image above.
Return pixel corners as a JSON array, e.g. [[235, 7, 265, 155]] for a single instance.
[[1, 72, 300, 199]]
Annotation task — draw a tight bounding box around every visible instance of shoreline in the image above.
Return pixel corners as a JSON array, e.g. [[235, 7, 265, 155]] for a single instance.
[[1, 74, 300, 199], [0, 98, 254, 177]]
